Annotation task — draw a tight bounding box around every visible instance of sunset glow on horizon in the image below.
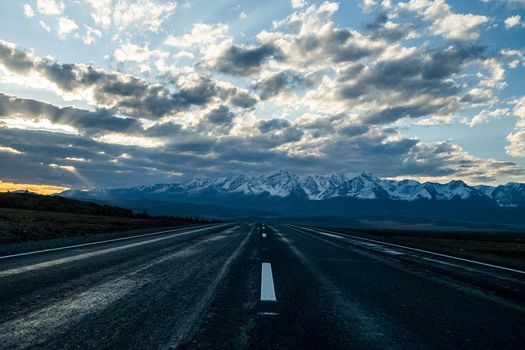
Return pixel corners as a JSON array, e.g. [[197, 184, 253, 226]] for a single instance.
[[0, 181, 69, 195]]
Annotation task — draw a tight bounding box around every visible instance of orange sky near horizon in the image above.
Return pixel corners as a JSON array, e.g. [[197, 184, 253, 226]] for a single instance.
[[0, 181, 69, 195]]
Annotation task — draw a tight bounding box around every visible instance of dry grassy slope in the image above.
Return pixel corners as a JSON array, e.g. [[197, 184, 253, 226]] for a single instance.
[[0, 192, 207, 244], [331, 227, 525, 271], [0, 207, 197, 244]]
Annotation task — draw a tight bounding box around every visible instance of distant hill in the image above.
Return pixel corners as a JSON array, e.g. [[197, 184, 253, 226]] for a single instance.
[[0, 191, 134, 217]]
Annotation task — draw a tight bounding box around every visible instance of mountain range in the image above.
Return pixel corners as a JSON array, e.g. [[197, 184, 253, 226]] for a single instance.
[[61, 170, 525, 229], [62, 170, 525, 206]]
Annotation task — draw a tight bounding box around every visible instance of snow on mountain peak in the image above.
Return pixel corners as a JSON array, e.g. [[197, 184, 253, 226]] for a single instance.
[[60, 171, 525, 207]]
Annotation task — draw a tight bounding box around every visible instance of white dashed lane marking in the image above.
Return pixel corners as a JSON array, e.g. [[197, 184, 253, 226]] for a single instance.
[[261, 263, 277, 301]]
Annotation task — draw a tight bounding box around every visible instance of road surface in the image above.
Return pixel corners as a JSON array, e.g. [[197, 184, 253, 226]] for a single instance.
[[1, 222, 524, 349]]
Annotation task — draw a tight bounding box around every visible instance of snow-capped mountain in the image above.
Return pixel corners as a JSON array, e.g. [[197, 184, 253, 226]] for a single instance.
[[61, 170, 525, 207], [484, 183, 525, 207]]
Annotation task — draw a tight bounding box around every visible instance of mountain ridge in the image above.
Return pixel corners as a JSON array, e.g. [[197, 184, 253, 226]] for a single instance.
[[61, 170, 525, 207]]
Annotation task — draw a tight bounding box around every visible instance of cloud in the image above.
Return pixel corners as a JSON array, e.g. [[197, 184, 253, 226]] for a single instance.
[[228, 90, 258, 109], [206, 105, 234, 125], [85, 0, 176, 33], [512, 96, 525, 128], [507, 0, 525, 8], [252, 70, 316, 99], [86, 0, 112, 29], [470, 108, 509, 126], [0, 146, 23, 154], [260, 2, 384, 69], [1, 1, 524, 187], [36, 0, 64, 16], [361, 0, 377, 12], [40, 21, 51, 32], [398, 0, 488, 41], [197, 105, 236, 134], [327, 43, 485, 124], [405, 141, 525, 183], [23, 4, 34, 18], [0, 93, 143, 137], [93, 133, 163, 148], [460, 88, 495, 105], [113, 0, 176, 32], [0, 40, 36, 73], [504, 15, 522, 28], [0, 101, 522, 187], [258, 118, 291, 133], [366, 13, 415, 42], [57, 17, 79, 39], [114, 43, 158, 62], [206, 42, 282, 76], [164, 23, 229, 49], [291, 0, 306, 8], [83, 25, 102, 45], [506, 130, 525, 157], [339, 124, 369, 137], [0, 40, 256, 119]]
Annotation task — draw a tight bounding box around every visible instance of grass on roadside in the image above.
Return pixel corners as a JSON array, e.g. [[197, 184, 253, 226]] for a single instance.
[[0, 207, 199, 244]]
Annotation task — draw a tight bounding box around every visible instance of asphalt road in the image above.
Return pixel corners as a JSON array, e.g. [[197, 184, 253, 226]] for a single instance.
[[1, 222, 524, 349]]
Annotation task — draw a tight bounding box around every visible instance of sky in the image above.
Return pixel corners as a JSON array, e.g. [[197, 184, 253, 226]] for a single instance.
[[0, 0, 525, 192]]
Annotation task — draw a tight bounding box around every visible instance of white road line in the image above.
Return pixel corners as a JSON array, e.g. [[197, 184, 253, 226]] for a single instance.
[[292, 225, 525, 276], [422, 257, 464, 269], [0, 225, 231, 277], [257, 312, 279, 316], [380, 249, 404, 256], [0, 223, 227, 260], [262, 233, 267, 238], [261, 263, 277, 301]]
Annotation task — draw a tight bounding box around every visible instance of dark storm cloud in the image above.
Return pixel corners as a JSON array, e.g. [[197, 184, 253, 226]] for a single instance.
[[38, 61, 80, 91], [296, 114, 342, 138], [0, 42, 257, 120], [258, 118, 291, 133], [206, 105, 234, 125], [1, 120, 523, 188], [280, 25, 383, 66], [366, 14, 413, 42], [0, 94, 142, 136], [0, 126, 218, 188], [87, 73, 225, 119], [197, 105, 236, 134], [460, 90, 493, 104], [248, 124, 304, 149], [228, 90, 258, 109], [422, 44, 485, 80], [338, 124, 369, 137], [144, 122, 183, 137], [212, 43, 282, 76], [211, 136, 306, 164], [252, 70, 316, 100], [0, 11, 522, 189], [364, 104, 446, 124], [335, 43, 486, 124], [322, 131, 417, 161], [0, 41, 34, 73], [0, 127, 122, 186], [336, 63, 365, 82]]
